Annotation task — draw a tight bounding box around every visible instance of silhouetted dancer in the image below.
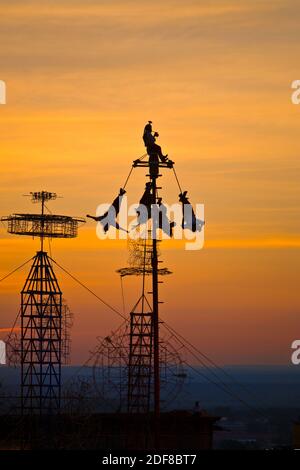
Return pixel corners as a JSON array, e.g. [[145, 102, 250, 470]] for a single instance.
[[155, 197, 176, 237], [143, 121, 168, 163], [134, 184, 175, 236], [87, 188, 128, 232], [179, 191, 204, 232], [134, 182, 154, 226]]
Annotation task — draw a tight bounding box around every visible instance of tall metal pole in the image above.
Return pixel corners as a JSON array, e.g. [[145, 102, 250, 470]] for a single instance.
[[41, 191, 45, 252], [150, 169, 160, 448], [130, 154, 174, 445]]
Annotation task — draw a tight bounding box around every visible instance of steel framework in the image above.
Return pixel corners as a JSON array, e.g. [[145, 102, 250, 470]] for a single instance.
[[128, 295, 153, 413], [2, 191, 85, 416], [21, 250, 62, 414]]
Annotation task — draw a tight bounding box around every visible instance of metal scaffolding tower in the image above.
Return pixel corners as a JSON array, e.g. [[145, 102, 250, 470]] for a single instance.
[[2, 191, 85, 416], [128, 300, 153, 413], [21, 250, 62, 414]]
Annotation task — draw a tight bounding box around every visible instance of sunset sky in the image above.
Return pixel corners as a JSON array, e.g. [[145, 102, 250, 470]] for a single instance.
[[0, 0, 300, 365]]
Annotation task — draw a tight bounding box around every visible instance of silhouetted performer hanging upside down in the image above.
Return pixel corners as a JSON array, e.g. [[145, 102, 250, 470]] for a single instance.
[[87, 188, 128, 232], [179, 191, 204, 232], [143, 121, 168, 163], [156, 197, 176, 237], [134, 182, 154, 225], [134, 183, 175, 236]]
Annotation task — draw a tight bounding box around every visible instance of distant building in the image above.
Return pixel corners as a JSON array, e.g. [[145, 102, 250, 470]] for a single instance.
[[0, 410, 220, 450]]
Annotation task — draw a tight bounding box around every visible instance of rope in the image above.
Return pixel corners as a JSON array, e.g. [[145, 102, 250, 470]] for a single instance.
[[47, 238, 53, 264], [44, 203, 52, 214], [138, 153, 148, 161], [181, 359, 268, 419], [162, 323, 270, 419], [49, 257, 127, 321], [172, 166, 183, 194], [163, 321, 270, 412], [0, 257, 34, 283], [5, 308, 21, 368], [122, 166, 134, 190], [6, 308, 21, 342], [122, 153, 147, 190]]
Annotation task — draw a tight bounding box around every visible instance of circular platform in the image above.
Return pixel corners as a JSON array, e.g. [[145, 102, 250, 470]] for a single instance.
[[117, 266, 172, 277], [1, 213, 86, 238]]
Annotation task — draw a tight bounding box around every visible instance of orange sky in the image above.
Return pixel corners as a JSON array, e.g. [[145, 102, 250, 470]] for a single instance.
[[0, 0, 300, 365]]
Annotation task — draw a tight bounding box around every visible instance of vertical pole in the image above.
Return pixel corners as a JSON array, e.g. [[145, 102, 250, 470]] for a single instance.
[[150, 170, 160, 448], [40, 194, 45, 418], [41, 191, 45, 252]]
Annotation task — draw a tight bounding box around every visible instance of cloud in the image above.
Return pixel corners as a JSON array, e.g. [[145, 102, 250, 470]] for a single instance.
[[0, 327, 21, 333]]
